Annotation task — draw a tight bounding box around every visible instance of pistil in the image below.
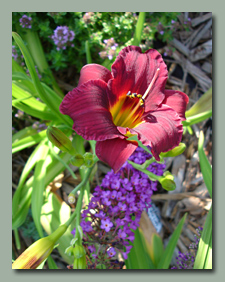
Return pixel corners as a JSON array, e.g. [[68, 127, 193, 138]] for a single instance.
[[142, 68, 160, 100]]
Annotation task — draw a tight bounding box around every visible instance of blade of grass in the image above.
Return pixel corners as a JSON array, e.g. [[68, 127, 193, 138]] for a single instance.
[[12, 83, 57, 119], [12, 72, 39, 97], [157, 213, 187, 269], [41, 191, 74, 264], [193, 206, 212, 269], [22, 29, 64, 98], [12, 126, 38, 143], [48, 141, 76, 179], [31, 142, 50, 237], [12, 129, 47, 154], [13, 229, 21, 250], [12, 32, 70, 126], [125, 227, 154, 269], [182, 110, 212, 127], [185, 87, 212, 118], [150, 233, 164, 267], [12, 152, 72, 230], [12, 139, 48, 215], [203, 233, 212, 269], [198, 130, 212, 198], [47, 255, 58, 269]]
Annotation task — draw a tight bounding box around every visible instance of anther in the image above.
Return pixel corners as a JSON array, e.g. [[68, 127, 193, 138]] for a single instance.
[[131, 93, 137, 98], [126, 90, 145, 107], [140, 98, 145, 107]]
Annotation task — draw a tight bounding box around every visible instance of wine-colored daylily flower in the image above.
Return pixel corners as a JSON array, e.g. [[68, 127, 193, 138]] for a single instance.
[[60, 46, 189, 172]]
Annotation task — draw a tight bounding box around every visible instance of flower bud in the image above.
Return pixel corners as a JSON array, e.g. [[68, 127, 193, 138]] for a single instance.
[[12, 224, 67, 269], [159, 171, 176, 191], [160, 143, 186, 158], [47, 126, 76, 155], [185, 87, 212, 118], [70, 154, 85, 167], [68, 194, 76, 204], [73, 245, 86, 259], [83, 152, 94, 167], [73, 254, 87, 269], [65, 246, 74, 256], [96, 263, 106, 269]]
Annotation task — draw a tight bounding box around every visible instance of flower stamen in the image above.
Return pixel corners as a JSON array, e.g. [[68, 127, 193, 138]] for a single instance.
[[112, 68, 160, 128], [126, 92, 145, 107], [142, 68, 160, 100]]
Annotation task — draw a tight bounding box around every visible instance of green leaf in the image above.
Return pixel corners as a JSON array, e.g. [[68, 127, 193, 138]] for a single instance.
[[125, 227, 155, 269], [203, 233, 212, 269], [193, 206, 212, 269], [12, 151, 72, 230], [12, 32, 70, 126], [31, 142, 50, 237], [185, 87, 212, 118], [22, 29, 64, 98], [47, 255, 58, 269], [12, 129, 47, 154], [157, 213, 187, 269], [12, 58, 27, 74], [48, 141, 76, 179], [12, 71, 38, 96], [12, 139, 48, 216], [132, 12, 146, 46], [182, 110, 212, 126], [12, 126, 38, 144], [198, 130, 212, 198], [13, 229, 21, 250], [12, 83, 57, 120], [150, 233, 164, 267], [41, 191, 74, 265], [12, 189, 33, 230]]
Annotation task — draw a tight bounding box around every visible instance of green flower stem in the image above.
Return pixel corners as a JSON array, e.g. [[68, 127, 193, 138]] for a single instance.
[[140, 157, 157, 169], [64, 207, 78, 229], [22, 30, 64, 98], [14, 228, 21, 250], [85, 40, 92, 64], [75, 184, 85, 228], [132, 12, 146, 46], [69, 156, 98, 197], [128, 160, 162, 181]]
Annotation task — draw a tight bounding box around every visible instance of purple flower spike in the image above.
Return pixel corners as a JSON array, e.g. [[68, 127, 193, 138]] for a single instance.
[[72, 147, 166, 269], [51, 26, 75, 50], [19, 15, 32, 29]]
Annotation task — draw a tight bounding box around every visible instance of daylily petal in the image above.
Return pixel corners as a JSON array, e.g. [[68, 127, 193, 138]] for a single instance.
[[163, 89, 189, 121], [96, 138, 138, 173], [78, 64, 112, 86], [132, 105, 183, 161], [107, 46, 168, 111], [59, 80, 122, 141]]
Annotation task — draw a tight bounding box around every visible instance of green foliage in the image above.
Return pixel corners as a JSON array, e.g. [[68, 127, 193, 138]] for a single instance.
[[19, 209, 45, 241], [12, 12, 182, 79]]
